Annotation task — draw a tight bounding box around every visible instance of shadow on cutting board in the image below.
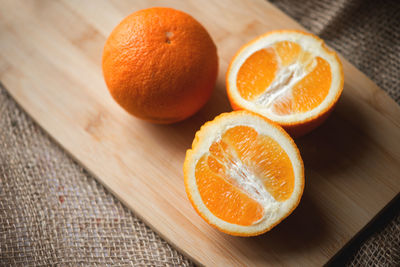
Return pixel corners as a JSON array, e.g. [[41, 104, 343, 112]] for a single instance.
[[296, 89, 369, 178], [140, 79, 232, 150], [240, 191, 328, 255]]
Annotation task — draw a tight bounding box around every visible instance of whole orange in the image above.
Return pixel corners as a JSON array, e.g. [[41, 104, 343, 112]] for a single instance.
[[102, 7, 218, 123]]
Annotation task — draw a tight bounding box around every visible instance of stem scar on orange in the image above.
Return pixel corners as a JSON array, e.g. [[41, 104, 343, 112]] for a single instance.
[[102, 7, 218, 123]]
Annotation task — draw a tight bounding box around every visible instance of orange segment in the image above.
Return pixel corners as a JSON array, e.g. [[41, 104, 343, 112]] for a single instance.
[[237, 48, 278, 100], [274, 41, 301, 66], [252, 135, 295, 201], [292, 57, 332, 112], [195, 155, 264, 226], [274, 41, 315, 69]]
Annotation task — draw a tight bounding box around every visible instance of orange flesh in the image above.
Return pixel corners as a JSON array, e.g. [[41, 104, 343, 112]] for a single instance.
[[236, 48, 278, 101], [195, 126, 295, 226], [236, 41, 332, 115], [274, 41, 302, 66]]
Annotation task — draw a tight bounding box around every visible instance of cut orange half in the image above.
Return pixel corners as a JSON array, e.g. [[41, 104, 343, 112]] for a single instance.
[[184, 111, 304, 236], [226, 30, 344, 137]]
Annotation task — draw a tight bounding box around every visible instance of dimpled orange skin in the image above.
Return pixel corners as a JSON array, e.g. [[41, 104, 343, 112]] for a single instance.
[[226, 30, 344, 137], [102, 8, 218, 123]]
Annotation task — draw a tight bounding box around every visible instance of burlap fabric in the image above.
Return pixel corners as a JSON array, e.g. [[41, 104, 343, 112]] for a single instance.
[[0, 0, 399, 266], [0, 89, 194, 267]]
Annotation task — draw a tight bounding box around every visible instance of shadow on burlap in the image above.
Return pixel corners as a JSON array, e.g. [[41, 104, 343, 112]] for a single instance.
[[1, 0, 399, 266]]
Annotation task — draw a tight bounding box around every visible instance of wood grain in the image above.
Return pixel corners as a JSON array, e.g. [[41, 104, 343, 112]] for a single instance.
[[1, 0, 399, 265]]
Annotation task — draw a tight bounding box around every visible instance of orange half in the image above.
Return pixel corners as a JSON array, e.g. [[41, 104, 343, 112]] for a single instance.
[[226, 30, 344, 137], [184, 111, 304, 236]]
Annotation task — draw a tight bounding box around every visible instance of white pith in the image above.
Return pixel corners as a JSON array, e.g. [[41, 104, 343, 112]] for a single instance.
[[186, 113, 303, 234], [255, 54, 315, 108], [211, 141, 276, 225], [228, 32, 342, 123]]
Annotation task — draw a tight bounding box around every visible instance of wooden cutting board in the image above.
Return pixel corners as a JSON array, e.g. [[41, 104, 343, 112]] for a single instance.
[[1, 0, 399, 265]]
